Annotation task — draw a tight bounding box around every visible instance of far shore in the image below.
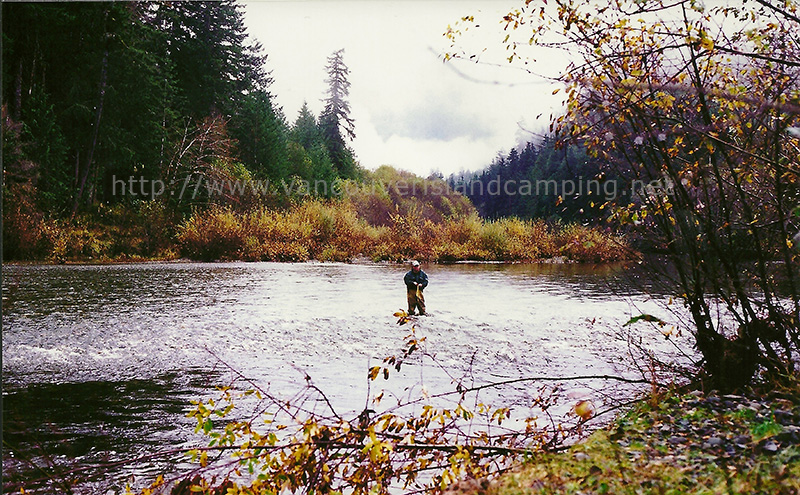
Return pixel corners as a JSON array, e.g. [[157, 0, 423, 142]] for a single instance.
[[3, 254, 636, 267]]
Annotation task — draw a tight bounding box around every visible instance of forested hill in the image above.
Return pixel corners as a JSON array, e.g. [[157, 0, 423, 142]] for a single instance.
[[447, 136, 620, 224], [3, 1, 358, 216]]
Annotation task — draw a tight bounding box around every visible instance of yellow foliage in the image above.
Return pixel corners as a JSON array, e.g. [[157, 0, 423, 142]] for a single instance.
[[177, 202, 634, 263]]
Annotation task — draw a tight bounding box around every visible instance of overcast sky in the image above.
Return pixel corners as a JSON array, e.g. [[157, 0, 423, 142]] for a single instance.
[[241, 0, 568, 178]]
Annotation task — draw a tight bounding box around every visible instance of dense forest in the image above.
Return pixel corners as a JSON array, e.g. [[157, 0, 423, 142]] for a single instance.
[[448, 136, 621, 223], [3, 1, 355, 212], [2, 1, 630, 263]]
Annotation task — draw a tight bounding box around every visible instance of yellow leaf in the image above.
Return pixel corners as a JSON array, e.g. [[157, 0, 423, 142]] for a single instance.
[[368, 366, 381, 380], [574, 400, 595, 420]]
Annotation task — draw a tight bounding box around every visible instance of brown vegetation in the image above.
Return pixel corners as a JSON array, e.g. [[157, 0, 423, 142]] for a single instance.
[[3, 161, 634, 264], [2, 199, 633, 265], [176, 200, 634, 263]]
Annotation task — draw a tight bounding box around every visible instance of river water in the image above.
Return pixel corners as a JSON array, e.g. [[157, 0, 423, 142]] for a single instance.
[[2, 261, 694, 493]]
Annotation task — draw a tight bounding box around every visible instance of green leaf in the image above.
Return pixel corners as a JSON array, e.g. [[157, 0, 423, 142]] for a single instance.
[[623, 314, 666, 326]]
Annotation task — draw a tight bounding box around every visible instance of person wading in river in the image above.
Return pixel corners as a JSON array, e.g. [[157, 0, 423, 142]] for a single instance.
[[404, 260, 428, 316]]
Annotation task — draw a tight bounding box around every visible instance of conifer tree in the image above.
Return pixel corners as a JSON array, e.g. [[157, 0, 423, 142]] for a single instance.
[[231, 89, 289, 181], [320, 49, 358, 179], [290, 101, 322, 151], [156, 0, 268, 117]]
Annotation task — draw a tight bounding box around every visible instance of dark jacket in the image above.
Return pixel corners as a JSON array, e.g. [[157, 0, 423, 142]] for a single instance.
[[404, 269, 428, 291]]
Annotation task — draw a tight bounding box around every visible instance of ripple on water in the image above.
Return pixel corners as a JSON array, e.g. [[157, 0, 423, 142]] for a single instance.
[[3, 261, 695, 492]]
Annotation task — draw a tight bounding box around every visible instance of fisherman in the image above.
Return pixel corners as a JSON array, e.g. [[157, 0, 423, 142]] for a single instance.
[[404, 260, 428, 316]]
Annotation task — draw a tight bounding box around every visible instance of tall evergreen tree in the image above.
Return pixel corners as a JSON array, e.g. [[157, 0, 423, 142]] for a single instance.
[[2, 0, 278, 215], [320, 48, 357, 178], [2, 2, 173, 212], [287, 101, 339, 186]]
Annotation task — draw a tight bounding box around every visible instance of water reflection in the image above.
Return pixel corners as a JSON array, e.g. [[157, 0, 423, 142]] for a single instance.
[[2, 370, 220, 493]]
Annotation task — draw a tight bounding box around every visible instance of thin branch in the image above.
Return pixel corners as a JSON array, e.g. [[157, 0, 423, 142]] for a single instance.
[[446, 373, 653, 397], [752, 0, 800, 25], [713, 43, 800, 68]]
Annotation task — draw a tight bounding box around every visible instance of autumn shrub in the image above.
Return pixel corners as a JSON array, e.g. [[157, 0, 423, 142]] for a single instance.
[[499, 217, 558, 260], [527, 218, 558, 258], [433, 240, 490, 262], [431, 216, 560, 262], [238, 207, 313, 262], [177, 206, 247, 261], [433, 214, 488, 261], [178, 200, 384, 262], [376, 213, 636, 263], [44, 218, 114, 262], [136, 201, 177, 256], [2, 193, 181, 262], [342, 178, 395, 226], [2, 185, 51, 260], [75, 198, 634, 264], [169, 168, 638, 264], [373, 208, 441, 261], [555, 223, 631, 263], [97, 201, 177, 258], [478, 220, 511, 258], [293, 200, 379, 261], [252, 240, 310, 262]]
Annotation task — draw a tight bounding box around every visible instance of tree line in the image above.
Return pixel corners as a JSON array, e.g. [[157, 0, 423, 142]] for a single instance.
[[447, 135, 619, 224], [4, 0, 636, 265]]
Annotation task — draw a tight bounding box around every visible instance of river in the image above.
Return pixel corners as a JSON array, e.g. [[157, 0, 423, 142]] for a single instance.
[[2, 260, 694, 493]]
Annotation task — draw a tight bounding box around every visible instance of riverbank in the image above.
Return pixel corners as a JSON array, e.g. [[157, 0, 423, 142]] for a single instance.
[[4, 200, 636, 264], [453, 382, 800, 495]]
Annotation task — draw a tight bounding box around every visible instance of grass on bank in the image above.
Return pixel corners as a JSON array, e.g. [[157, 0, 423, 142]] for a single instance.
[[460, 384, 800, 495], [3, 196, 633, 264], [176, 202, 634, 263]]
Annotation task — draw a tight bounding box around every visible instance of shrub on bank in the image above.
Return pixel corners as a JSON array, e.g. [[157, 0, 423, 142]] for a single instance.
[[176, 201, 636, 263], [5, 196, 634, 263], [372, 208, 439, 262], [178, 206, 246, 261], [555, 223, 633, 263], [431, 216, 556, 262], [293, 200, 380, 261], [2, 194, 51, 260], [3, 201, 178, 263], [475, 384, 800, 495], [177, 201, 383, 262]]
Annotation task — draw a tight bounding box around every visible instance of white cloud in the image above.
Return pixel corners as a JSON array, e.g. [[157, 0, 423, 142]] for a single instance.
[[371, 86, 496, 142], [242, 0, 567, 177]]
